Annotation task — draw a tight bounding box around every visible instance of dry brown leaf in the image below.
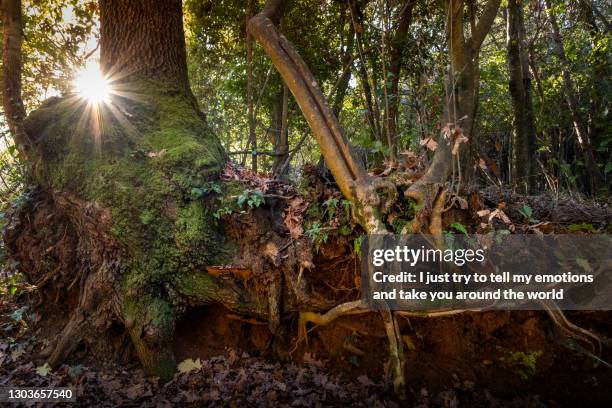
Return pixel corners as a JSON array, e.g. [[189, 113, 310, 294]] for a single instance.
[[452, 133, 468, 155], [283, 197, 308, 239], [477, 209, 491, 217], [420, 137, 438, 151], [147, 149, 167, 158]]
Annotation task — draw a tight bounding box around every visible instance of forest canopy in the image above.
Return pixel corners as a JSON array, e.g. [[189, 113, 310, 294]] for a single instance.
[[1, 0, 610, 198]]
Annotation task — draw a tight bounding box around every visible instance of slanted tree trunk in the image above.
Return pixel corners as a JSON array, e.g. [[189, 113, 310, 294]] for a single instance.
[[506, 0, 537, 193], [544, 0, 603, 193]]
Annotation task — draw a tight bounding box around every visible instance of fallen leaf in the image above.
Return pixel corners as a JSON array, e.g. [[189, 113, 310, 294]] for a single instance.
[[477, 209, 491, 217], [36, 363, 51, 377], [125, 382, 145, 400], [451, 133, 468, 155], [420, 137, 438, 151], [283, 197, 308, 239], [147, 149, 166, 158], [177, 358, 202, 373]]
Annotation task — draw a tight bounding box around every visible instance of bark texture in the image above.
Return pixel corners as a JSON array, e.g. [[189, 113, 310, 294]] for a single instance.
[[100, 0, 190, 89]]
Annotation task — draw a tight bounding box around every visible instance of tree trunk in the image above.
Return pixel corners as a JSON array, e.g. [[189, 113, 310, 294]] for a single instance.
[[384, 0, 416, 159], [273, 83, 290, 178], [408, 0, 500, 200], [544, 0, 603, 193], [6, 0, 397, 384], [246, 0, 257, 172], [579, 0, 609, 165], [100, 0, 190, 90], [332, 14, 356, 118], [6, 0, 240, 380], [349, 0, 382, 144], [1, 0, 30, 158], [506, 0, 536, 193]]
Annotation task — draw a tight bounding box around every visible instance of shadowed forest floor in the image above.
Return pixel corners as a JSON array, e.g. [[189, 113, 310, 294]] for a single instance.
[[2, 275, 611, 407]]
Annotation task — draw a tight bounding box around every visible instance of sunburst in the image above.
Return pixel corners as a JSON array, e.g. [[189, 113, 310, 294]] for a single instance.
[[73, 62, 111, 105]]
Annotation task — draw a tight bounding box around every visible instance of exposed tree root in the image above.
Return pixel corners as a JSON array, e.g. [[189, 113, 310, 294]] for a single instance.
[[396, 309, 470, 318], [543, 302, 602, 362], [298, 300, 368, 345], [381, 310, 407, 401]]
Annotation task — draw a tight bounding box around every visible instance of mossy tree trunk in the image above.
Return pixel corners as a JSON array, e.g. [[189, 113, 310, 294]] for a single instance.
[[7, 0, 367, 381], [4, 0, 295, 379]]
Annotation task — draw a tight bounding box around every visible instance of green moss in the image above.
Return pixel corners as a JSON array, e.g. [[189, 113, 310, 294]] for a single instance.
[[123, 294, 174, 332], [26, 80, 237, 301], [172, 271, 220, 300], [24, 81, 256, 378]]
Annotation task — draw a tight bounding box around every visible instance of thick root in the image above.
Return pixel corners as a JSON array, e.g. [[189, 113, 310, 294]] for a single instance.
[[543, 302, 602, 363], [298, 300, 367, 345], [381, 310, 407, 401]]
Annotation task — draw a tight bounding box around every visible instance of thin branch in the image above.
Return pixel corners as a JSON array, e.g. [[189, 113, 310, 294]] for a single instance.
[[470, 0, 502, 50]]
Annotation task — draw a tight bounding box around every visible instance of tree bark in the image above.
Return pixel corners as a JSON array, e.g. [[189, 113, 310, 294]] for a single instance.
[[506, 0, 536, 193], [349, 0, 382, 143], [1, 0, 30, 158], [99, 0, 190, 90], [8, 0, 231, 380], [248, 0, 396, 233], [544, 0, 603, 193], [273, 83, 290, 178], [332, 10, 356, 118]]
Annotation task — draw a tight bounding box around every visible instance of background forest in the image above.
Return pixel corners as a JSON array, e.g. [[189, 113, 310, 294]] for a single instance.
[[1, 0, 610, 210]]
